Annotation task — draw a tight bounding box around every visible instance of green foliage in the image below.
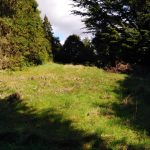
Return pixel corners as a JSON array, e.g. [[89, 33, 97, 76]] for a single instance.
[[54, 36, 95, 65], [43, 15, 53, 51], [82, 37, 96, 65], [0, 0, 51, 69], [72, 0, 150, 67], [0, 0, 17, 17], [60, 35, 85, 64], [52, 37, 62, 62], [43, 16, 61, 61], [92, 27, 121, 67]]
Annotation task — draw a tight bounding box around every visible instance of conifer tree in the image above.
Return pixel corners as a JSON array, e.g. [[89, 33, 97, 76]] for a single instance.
[[82, 38, 95, 65], [43, 16, 62, 61], [61, 35, 85, 64], [72, 0, 150, 66], [43, 15, 53, 44], [0, 0, 51, 69]]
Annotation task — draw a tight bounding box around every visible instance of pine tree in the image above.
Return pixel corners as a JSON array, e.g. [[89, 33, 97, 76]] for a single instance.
[[0, 0, 51, 69], [82, 38, 95, 65], [43, 16, 62, 62], [61, 35, 85, 64], [52, 37, 62, 62], [43, 15, 53, 44], [72, 0, 150, 66]]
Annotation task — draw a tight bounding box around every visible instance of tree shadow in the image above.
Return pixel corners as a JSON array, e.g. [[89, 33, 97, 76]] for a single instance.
[[0, 93, 107, 150], [93, 74, 150, 149], [113, 74, 150, 134]]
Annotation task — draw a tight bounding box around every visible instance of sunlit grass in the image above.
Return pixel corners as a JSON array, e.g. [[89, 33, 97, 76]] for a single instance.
[[0, 62, 150, 150]]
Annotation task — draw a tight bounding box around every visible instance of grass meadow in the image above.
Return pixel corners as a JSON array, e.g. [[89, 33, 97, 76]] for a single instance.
[[0, 63, 150, 150]]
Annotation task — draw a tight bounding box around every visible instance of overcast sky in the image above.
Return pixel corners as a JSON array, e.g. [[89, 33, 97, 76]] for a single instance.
[[36, 0, 90, 44]]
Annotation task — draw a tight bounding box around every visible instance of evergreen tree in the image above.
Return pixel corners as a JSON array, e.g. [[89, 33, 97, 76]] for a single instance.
[[52, 37, 62, 62], [72, 0, 150, 66], [82, 38, 96, 65], [43, 15, 62, 61], [0, 0, 51, 69], [61, 35, 85, 64], [0, 0, 17, 17], [92, 28, 121, 67], [43, 15, 53, 44]]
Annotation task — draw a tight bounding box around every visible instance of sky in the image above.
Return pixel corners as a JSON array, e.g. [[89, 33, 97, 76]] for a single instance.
[[36, 0, 90, 44]]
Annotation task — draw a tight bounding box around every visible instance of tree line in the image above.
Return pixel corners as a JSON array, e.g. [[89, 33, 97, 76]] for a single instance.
[[44, 0, 150, 68], [43, 16, 95, 66], [71, 0, 150, 67], [0, 0, 150, 70]]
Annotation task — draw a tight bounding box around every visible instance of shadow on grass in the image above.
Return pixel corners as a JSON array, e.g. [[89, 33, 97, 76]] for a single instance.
[[109, 74, 150, 149], [113, 75, 150, 135], [94, 74, 150, 149], [0, 93, 107, 150]]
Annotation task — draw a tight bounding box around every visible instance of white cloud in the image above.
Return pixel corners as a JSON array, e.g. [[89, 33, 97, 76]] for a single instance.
[[36, 0, 91, 43]]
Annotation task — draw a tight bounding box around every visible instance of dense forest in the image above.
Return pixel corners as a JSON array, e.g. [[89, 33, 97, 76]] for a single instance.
[[0, 0, 51, 69], [72, 0, 150, 68], [0, 0, 149, 70]]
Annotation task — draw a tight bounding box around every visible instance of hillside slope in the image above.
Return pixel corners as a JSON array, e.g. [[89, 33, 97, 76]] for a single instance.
[[0, 63, 150, 150], [0, 0, 51, 69]]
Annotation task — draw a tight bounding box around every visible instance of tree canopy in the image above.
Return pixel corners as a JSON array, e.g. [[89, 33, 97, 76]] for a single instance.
[[0, 0, 52, 69], [43, 15, 62, 62], [1, 0, 150, 69], [60, 35, 85, 64], [72, 0, 150, 66]]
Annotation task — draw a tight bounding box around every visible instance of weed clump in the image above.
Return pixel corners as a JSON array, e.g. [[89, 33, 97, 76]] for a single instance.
[[6, 93, 22, 104]]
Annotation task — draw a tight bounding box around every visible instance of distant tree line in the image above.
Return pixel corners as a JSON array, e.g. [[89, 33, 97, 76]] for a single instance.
[[43, 16, 95, 65], [44, 0, 150, 68]]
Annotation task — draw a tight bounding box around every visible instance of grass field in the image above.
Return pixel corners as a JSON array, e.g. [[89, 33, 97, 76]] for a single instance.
[[0, 63, 150, 150]]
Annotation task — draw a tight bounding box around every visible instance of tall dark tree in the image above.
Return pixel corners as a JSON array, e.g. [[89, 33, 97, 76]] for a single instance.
[[43, 15, 53, 57], [43, 16, 62, 61], [43, 16, 53, 43], [72, 0, 150, 66], [52, 37, 62, 62], [72, 0, 150, 33], [92, 27, 121, 67], [61, 35, 85, 64], [82, 37, 96, 65]]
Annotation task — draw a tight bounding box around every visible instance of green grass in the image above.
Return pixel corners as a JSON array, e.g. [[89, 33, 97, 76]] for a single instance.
[[0, 62, 150, 150]]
